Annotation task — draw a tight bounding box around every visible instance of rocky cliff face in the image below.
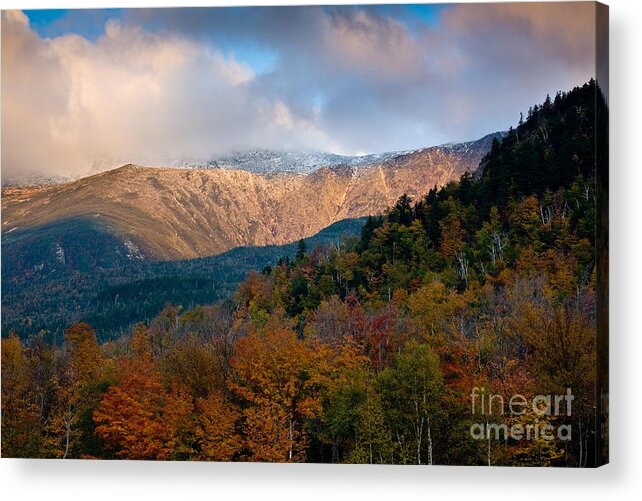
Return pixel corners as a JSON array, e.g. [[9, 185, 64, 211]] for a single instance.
[[2, 134, 497, 261]]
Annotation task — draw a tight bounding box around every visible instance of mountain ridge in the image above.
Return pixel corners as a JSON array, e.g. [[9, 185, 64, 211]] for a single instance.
[[2, 133, 499, 261]]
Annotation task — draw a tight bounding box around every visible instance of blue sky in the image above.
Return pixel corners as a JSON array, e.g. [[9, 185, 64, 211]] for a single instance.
[[23, 5, 445, 76], [25, 9, 124, 41], [4, 4, 596, 180], [24, 5, 446, 36]]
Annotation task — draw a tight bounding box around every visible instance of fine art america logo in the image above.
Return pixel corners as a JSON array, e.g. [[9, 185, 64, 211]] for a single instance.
[[470, 387, 574, 442]]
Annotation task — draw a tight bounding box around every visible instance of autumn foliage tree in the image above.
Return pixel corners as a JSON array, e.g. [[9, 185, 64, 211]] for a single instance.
[[229, 324, 326, 462], [94, 355, 194, 460]]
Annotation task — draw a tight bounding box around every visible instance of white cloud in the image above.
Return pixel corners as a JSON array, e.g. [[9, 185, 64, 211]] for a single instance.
[[1, 10, 333, 181]]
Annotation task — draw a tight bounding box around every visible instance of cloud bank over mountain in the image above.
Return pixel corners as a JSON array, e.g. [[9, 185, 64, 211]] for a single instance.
[[1, 4, 596, 181]]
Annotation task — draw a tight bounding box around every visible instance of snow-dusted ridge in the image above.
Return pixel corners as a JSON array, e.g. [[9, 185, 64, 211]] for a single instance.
[[2, 132, 504, 186], [166, 132, 504, 175], [167, 149, 412, 175]]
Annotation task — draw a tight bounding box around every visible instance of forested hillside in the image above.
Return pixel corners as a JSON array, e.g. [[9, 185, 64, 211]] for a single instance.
[[2, 80, 606, 466], [2, 218, 365, 342]]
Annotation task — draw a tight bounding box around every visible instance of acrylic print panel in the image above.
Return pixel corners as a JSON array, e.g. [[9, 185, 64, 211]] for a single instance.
[[0, 2, 608, 466]]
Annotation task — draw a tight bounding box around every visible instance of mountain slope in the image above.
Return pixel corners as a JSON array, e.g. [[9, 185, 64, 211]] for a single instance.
[[2, 134, 497, 261]]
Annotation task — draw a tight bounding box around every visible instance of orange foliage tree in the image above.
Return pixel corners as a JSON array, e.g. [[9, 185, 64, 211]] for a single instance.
[[229, 325, 328, 462], [196, 392, 242, 461], [44, 323, 105, 459], [94, 355, 194, 460], [1, 335, 43, 457]]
